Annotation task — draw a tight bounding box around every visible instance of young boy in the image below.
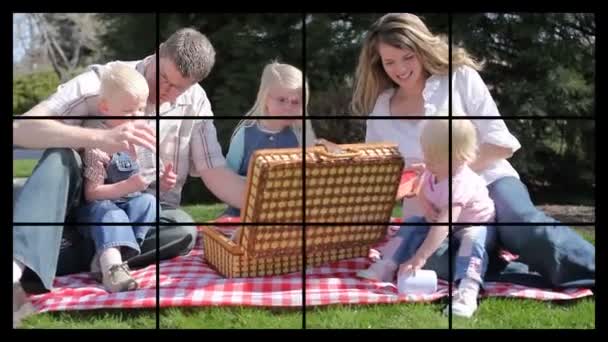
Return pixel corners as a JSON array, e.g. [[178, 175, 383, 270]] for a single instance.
[[75, 63, 157, 293]]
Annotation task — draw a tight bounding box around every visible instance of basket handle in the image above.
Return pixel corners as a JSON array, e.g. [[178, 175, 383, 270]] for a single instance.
[[314, 139, 363, 159]]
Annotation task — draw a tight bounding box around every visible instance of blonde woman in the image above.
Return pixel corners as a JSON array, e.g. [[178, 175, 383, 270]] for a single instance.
[[223, 61, 316, 217], [355, 13, 594, 290]]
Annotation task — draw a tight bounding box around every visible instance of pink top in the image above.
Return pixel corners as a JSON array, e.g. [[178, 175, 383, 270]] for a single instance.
[[421, 165, 495, 223]]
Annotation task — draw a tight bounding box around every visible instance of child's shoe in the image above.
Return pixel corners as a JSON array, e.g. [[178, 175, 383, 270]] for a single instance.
[[452, 287, 479, 318], [444, 279, 480, 318], [102, 263, 138, 293]]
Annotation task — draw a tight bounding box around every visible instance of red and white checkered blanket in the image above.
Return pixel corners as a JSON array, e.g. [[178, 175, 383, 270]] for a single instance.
[[27, 225, 593, 313]]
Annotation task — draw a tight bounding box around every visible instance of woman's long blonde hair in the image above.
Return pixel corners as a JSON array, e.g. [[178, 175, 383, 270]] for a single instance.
[[351, 13, 484, 115], [231, 61, 316, 146]]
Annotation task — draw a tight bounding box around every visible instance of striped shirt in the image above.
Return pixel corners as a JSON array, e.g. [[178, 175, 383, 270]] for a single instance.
[[39, 57, 226, 208]]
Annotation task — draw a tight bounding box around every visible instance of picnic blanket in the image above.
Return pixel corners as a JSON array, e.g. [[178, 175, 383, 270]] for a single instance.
[[26, 224, 593, 313]]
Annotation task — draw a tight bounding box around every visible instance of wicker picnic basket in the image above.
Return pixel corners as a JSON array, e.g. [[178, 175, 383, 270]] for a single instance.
[[201, 142, 404, 278]]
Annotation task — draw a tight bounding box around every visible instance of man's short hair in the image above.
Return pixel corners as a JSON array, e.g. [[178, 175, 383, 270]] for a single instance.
[[160, 28, 216, 82]]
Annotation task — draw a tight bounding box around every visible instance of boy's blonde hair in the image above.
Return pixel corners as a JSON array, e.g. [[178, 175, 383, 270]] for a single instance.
[[351, 13, 483, 115], [232, 61, 316, 146], [99, 63, 149, 102], [420, 119, 478, 166]]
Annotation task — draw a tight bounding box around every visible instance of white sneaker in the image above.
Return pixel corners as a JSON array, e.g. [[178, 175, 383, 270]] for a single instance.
[[444, 288, 479, 318], [356, 260, 397, 282], [102, 263, 138, 293]]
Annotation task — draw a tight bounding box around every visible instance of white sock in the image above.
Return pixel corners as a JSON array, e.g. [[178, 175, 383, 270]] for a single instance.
[[99, 247, 123, 274], [459, 277, 480, 294], [13, 260, 25, 284]]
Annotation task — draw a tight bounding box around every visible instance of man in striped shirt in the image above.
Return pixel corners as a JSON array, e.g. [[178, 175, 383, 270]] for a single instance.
[[13, 28, 244, 323]]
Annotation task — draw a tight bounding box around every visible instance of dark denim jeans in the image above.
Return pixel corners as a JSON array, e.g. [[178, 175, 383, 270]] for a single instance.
[[13, 148, 198, 292], [402, 176, 595, 289]]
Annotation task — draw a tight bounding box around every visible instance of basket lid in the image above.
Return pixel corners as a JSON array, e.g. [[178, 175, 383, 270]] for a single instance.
[[235, 142, 404, 253]]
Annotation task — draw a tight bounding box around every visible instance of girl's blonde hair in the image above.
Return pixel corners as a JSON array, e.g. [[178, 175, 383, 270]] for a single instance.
[[232, 61, 316, 146], [351, 13, 483, 115], [99, 62, 149, 102], [420, 119, 478, 166]]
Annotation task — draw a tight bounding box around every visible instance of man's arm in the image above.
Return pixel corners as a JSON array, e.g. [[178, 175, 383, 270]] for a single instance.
[[190, 112, 247, 208], [200, 167, 246, 209], [14, 102, 156, 153], [14, 102, 102, 150], [14, 65, 156, 153]]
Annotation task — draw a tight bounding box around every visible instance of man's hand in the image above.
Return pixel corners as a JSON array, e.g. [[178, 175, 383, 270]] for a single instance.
[[98, 121, 156, 154]]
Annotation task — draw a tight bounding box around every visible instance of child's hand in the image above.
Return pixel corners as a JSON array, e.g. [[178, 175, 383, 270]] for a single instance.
[[126, 173, 149, 192], [399, 256, 427, 276], [159, 162, 177, 192]]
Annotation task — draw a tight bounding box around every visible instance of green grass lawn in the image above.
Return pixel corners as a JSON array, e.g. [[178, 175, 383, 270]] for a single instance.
[[160, 307, 302, 329], [13, 159, 37, 178], [182, 203, 226, 221], [183, 203, 401, 222], [452, 297, 595, 329], [306, 303, 448, 329], [19, 207, 595, 329], [19, 309, 156, 329]]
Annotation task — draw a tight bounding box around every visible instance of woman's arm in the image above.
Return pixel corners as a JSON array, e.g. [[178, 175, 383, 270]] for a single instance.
[[469, 143, 516, 173], [458, 67, 522, 172]]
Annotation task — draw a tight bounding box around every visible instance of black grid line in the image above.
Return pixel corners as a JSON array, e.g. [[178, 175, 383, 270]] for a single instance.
[[11, 115, 308, 121], [20, 221, 586, 227], [13, 115, 597, 121], [155, 11, 161, 330], [10, 12, 596, 331], [169, 221, 597, 227], [12, 116, 157, 120], [302, 11, 307, 330], [448, 11, 453, 329], [304, 115, 596, 120]]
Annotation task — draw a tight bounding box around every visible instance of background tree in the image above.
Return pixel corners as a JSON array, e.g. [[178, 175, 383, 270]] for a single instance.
[[13, 13, 594, 204]]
